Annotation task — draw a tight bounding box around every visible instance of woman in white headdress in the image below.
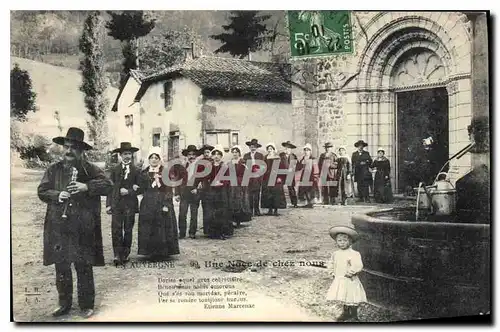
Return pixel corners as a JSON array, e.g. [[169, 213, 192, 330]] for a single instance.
[[337, 146, 353, 201], [261, 143, 287, 216], [371, 147, 393, 203], [297, 143, 320, 208], [205, 145, 233, 240], [136, 147, 180, 259]]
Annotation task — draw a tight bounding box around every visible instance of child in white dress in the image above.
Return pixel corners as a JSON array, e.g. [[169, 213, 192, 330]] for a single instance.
[[326, 225, 367, 321]]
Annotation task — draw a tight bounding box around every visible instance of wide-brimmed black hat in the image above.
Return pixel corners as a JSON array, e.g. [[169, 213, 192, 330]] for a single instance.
[[281, 141, 297, 149], [112, 142, 139, 154], [354, 140, 368, 148], [199, 144, 214, 153], [246, 138, 262, 148], [182, 145, 201, 156], [323, 142, 334, 148], [52, 127, 93, 150]]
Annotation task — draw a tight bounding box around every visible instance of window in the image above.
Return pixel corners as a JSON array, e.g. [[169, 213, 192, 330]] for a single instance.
[[152, 133, 161, 147], [164, 81, 173, 109], [231, 133, 239, 146], [205, 130, 239, 151], [152, 127, 162, 147], [125, 114, 133, 127]]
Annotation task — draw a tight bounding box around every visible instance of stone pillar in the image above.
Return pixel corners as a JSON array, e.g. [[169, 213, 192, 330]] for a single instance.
[[472, 13, 489, 119], [471, 13, 490, 167]]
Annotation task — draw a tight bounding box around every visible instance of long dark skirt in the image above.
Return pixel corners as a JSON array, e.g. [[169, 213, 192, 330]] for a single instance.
[[228, 186, 252, 223], [373, 173, 393, 203], [206, 186, 233, 238], [261, 184, 286, 209], [138, 189, 180, 257]]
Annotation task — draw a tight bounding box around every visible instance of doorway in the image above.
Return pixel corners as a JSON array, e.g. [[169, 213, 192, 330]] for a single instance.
[[396, 87, 449, 192]]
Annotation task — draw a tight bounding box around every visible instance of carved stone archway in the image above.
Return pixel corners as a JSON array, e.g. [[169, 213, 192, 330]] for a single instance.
[[343, 13, 473, 189]]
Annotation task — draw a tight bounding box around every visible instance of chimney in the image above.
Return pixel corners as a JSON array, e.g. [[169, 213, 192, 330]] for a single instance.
[[182, 42, 198, 61]]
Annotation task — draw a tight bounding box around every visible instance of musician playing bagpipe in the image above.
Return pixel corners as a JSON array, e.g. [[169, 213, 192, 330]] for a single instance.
[[37, 127, 112, 319]]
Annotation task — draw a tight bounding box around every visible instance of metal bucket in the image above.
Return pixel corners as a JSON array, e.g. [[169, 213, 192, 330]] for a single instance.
[[415, 187, 434, 209], [431, 189, 457, 216]]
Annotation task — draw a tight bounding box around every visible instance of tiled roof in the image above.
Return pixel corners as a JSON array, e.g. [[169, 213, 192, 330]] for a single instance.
[[136, 56, 291, 101]]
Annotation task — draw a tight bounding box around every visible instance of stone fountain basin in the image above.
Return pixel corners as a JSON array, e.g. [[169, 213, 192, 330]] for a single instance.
[[351, 207, 490, 318]]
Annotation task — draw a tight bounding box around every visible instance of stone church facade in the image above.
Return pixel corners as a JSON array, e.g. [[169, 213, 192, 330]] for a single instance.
[[290, 11, 488, 191]]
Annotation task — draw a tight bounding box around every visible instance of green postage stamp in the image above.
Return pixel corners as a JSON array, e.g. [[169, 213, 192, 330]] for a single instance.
[[287, 10, 353, 58]]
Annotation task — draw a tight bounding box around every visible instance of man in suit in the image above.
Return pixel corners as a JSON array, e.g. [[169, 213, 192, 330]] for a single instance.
[[242, 138, 265, 216], [351, 140, 373, 203], [106, 142, 141, 265], [178, 145, 203, 239], [281, 141, 298, 207]]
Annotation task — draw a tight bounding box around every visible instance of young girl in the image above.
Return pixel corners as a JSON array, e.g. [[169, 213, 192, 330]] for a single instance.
[[326, 225, 366, 322]]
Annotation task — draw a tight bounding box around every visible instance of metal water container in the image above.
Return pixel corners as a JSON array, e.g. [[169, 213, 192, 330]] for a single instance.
[[431, 177, 457, 216]]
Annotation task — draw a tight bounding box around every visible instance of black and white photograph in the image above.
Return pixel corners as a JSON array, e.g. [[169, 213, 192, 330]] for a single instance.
[[9, 8, 491, 323]]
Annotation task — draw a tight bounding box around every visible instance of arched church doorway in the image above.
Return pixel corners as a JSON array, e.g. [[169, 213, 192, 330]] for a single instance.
[[396, 87, 449, 191], [344, 13, 473, 193]]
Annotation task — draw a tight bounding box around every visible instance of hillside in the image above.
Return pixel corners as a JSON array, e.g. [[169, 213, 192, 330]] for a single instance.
[[11, 57, 120, 146], [10, 10, 289, 86]]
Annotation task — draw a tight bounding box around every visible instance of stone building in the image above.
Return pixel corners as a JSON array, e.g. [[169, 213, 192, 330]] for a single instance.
[[290, 11, 488, 192], [110, 55, 292, 162]]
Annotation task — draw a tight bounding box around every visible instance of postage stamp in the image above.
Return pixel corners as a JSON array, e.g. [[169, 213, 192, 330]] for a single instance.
[[287, 10, 353, 58]]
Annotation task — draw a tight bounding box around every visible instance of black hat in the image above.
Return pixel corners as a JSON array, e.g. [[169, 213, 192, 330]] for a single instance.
[[112, 142, 139, 154], [281, 141, 297, 149], [182, 145, 201, 156], [246, 138, 262, 148], [323, 142, 334, 148], [354, 140, 368, 148], [52, 127, 93, 150], [199, 144, 214, 153]]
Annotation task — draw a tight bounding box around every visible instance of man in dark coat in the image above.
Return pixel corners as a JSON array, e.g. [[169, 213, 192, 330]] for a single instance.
[[197, 144, 214, 235], [178, 145, 204, 239], [37, 127, 112, 318], [351, 140, 373, 203], [282, 141, 298, 207], [106, 142, 140, 265], [242, 139, 265, 216]]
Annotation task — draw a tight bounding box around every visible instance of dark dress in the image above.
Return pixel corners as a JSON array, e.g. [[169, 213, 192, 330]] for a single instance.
[[205, 162, 233, 238], [261, 154, 287, 210], [371, 157, 393, 203], [227, 159, 252, 224], [137, 166, 180, 258]]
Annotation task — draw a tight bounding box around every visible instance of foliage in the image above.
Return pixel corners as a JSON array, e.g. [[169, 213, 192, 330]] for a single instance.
[[210, 11, 273, 59], [140, 27, 207, 73], [11, 118, 55, 168], [79, 11, 109, 157], [10, 63, 37, 121], [105, 11, 156, 86]]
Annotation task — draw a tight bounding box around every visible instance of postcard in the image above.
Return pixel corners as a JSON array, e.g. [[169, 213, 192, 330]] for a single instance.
[[10, 10, 491, 322]]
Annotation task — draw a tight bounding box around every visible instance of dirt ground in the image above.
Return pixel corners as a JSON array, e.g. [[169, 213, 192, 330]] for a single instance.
[[11, 168, 411, 322]]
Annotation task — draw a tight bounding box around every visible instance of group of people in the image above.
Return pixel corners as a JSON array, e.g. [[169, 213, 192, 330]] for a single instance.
[[36, 126, 392, 319]]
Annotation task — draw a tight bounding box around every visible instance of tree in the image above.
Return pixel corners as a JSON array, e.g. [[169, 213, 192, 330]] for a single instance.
[[105, 10, 156, 86], [140, 27, 206, 73], [79, 11, 109, 157], [10, 63, 37, 121], [210, 11, 272, 59]]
